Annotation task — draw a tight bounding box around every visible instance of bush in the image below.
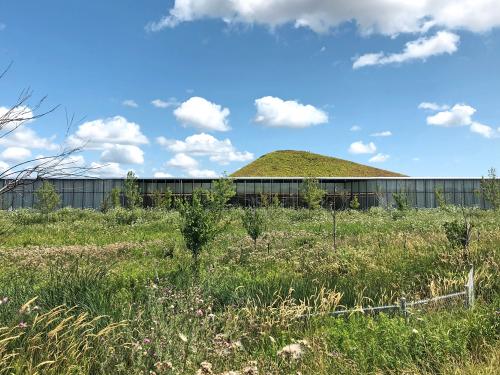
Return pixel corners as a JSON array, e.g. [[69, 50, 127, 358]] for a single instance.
[[124, 171, 142, 209], [179, 190, 216, 263], [349, 195, 360, 210], [300, 179, 326, 210], [393, 192, 410, 211], [481, 168, 500, 210], [443, 218, 473, 250], [242, 208, 266, 250], [35, 181, 60, 216]]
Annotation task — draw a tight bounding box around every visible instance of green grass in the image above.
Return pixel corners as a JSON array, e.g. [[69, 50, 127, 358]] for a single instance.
[[0, 207, 498, 374], [231, 150, 406, 177]]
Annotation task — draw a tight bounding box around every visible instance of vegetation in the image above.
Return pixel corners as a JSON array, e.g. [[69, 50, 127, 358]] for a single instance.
[[231, 150, 406, 177], [0, 203, 498, 374], [35, 181, 60, 217], [481, 168, 500, 210], [124, 171, 142, 209], [349, 194, 360, 210], [393, 191, 410, 211], [300, 178, 326, 210], [241, 208, 266, 250]]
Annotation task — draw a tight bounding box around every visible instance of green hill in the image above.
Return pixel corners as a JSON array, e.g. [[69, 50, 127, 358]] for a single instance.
[[231, 150, 406, 177]]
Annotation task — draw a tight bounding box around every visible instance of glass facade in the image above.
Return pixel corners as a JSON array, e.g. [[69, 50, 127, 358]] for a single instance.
[[0, 177, 491, 210]]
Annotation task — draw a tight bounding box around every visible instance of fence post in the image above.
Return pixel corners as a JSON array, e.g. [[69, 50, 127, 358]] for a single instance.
[[465, 265, 474, 309], [400, 297, 408, 323]]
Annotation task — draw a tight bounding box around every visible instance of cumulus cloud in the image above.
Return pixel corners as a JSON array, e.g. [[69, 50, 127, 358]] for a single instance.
[[350, 125, 361, 132], [420, 102, 499, 139], [100, 145, 144, 164], [0, 160, 8, 173], [89, 162, 127, 178], [122, 99, 139, 108], [154, 171, 173, 178], [187, 169, 218, 178], [146, 1, 500, 35], [418, 102, 449, 111], [254, 96, 328, 128], [152, 98, 180, 108], [426, 104, 476, 127], [68, 116, 149, 149], [470, 122, 500, 139], [371, 131, 392, 137], [348, 141, 377, 154], [0, 147, 32, 162], [353, 31, 459, 69], [157, 133, 253, 165], [369, 153, 390, 163], [174, 97, 230, 132], [167, 153, 199, 169]]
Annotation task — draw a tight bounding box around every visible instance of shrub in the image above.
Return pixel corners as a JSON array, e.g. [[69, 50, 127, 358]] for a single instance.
[[35, 181, 60, 216], [300, 178, 326, 210], [349, 195, 360, 210], [179, 189, 216, 263], [152, 189, 173, 210], [208, 175, 236, 213], [124, 171, 142, 209], [393, 192, 410, 211], [242, 208, 266, 250], [443, 218, 473, 250], [435, 187, 447, 209], [480, 168, 500, 210]]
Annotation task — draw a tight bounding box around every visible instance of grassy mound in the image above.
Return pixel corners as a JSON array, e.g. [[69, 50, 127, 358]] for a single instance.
[[231, 150, 406, 177]]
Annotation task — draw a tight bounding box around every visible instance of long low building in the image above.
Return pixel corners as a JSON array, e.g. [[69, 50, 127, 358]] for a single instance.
[[0, 177, 491, 210]]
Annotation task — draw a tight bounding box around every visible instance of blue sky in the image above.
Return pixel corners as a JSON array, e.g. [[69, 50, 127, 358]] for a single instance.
[[0, 0, 499, 177]]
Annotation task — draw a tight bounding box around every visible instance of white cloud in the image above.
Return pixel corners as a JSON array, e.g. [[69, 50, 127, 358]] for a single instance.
[[187, 169, 218, 178], [147, 1, 500, 35], [426, 104, 476, 127], [420, 101, 499, 139], [122, 99, 139, 108], [348, 141, 377, 154], [350, 125, 361, 132], [167, 153, 199, 169], [157, 133, 253, 165], [68, 116, 149, 149], [89, 162, 127, 178], [353, 31, 459, 69], [152, 98, 180, 108], [174, 97, 230, 132], [154, 171, 173, 178], [0, 147, 32, 162], [371, 131, 392, 137], [418, 102, 449, 111], [470, 122, 500, 139], [254, 96, 328, 128], [412, 157, 420, 162], [0, 160, 8, 173], [0, 127, 58, 151], [0, 105, 35, 132], [100, 145, 144, 164], [369, 153, 390, 163]]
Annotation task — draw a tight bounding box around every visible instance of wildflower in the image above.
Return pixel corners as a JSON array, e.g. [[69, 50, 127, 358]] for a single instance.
[[178, 333, 188, 343], [278, 343, 304, 360], [155, 361, 173, 371], [143, 338, 152, 344], [196, 361, 213, 375], [242, 361, 258, 375], [196, 309, 204, 317], [0, 297, 8, 305], [412, 328, 419, 334], [18, 322, 28, 329]]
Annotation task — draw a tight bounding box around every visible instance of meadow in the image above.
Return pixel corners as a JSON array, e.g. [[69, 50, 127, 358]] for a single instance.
[[0, 205, 499, 374]]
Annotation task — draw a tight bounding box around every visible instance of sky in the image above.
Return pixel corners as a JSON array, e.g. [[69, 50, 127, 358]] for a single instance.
[[0, 0, 499, 178]]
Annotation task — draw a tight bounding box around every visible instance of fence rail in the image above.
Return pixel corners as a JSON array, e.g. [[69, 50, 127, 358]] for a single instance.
[[303, 267, 474, 320]]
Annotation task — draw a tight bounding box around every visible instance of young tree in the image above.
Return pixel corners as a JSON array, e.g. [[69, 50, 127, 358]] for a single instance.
[[242, 208, 266, 251], [300, 178, 326, 210], [35, 180, 60, 217], [480, 168, 500, 210], [393, 192, 410, 211], [124, 171, 142, 209], [208, 175, 236, 213], [179, 189, 216, 264], [349, 194, 360, 210], [434, 187, 447, 209]]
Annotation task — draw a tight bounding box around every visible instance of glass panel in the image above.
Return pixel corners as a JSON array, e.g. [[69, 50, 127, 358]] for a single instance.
[[416, 180, 425, 193]]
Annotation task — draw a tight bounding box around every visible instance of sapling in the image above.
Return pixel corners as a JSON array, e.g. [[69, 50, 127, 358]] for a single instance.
[[124, 171, 142, 209], [35, 181, 60, 219], [242, 207, 266, 251], [300, 178, 326, 210], [480, 168, 500, 210], [349, 195, 360, 210]]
